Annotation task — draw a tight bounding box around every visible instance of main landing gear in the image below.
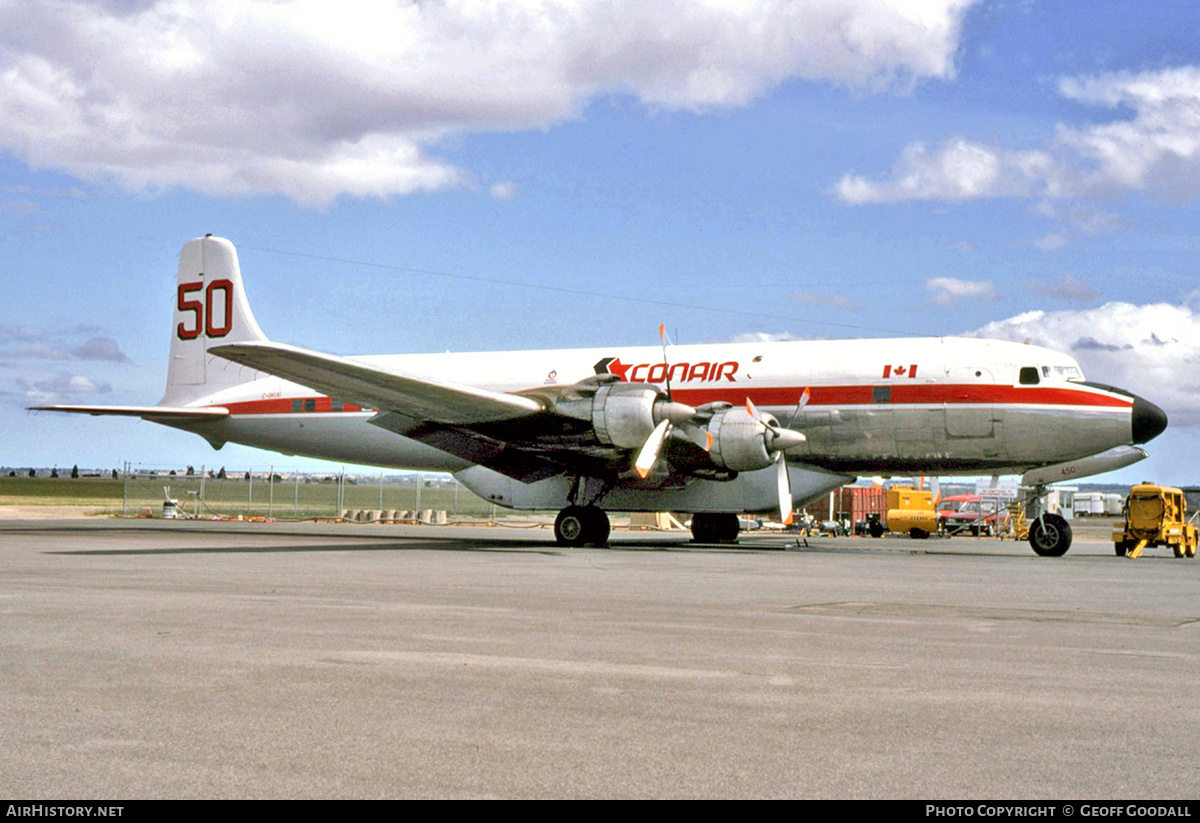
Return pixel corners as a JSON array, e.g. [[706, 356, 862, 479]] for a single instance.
[[690, 512, 740, 544], [552, 508, 745, 546], [553, 506, 610, 547]]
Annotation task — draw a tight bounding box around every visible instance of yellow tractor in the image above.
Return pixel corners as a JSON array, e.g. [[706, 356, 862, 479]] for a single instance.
[[1113, 484, 1198, 558]]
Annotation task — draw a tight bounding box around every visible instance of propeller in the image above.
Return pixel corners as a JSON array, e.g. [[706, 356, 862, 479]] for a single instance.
[[633, 325, 696, 479], [745, 397, 807, 453], [745, 393, 809, 525], [633, 399, 698, 479]]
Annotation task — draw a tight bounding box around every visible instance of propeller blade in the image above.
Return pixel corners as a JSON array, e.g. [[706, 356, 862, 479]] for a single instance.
[[634, 419, 671, 479], [659, 324, 672, 400], [786, 387, 811, 428], [777, 456, 793, 526]]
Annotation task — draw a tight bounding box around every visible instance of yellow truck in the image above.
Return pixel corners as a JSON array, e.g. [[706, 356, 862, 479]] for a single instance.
[[1113, 484, 1198, 558]]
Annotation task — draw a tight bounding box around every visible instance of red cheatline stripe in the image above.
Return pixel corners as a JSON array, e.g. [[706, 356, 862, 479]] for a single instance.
[[207, 383, 1131, 417], [670, 383, 1132, 409], [211, 397, 367, 415]]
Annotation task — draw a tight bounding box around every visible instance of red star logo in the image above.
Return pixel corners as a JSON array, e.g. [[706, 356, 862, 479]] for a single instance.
[[607, 358, 631, 381]]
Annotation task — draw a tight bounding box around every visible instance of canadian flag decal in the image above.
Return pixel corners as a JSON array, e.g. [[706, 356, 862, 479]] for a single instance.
[[883, 364, 918, 379]]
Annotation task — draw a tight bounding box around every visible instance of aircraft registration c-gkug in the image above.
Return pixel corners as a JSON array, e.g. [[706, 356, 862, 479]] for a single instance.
[[35, 235, 1167, 555]]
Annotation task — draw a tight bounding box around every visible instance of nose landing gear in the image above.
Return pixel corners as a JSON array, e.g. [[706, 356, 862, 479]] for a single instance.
[[1028, 512, 1072, 557]]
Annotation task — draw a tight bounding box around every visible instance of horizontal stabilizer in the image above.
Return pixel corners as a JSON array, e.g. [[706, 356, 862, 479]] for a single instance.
[[30, 405, 229, 420], [210, 341, 545, 425]]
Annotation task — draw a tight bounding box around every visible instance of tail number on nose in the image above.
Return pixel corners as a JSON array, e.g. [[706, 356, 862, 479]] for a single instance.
[[177, 279, 234, 340]]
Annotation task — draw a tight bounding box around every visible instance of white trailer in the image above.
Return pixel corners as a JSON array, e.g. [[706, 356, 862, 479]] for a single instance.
[[1074, 492, 1106, 517]]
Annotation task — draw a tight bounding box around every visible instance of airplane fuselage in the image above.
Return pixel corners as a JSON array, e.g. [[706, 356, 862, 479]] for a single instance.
[[186, 335, 1151, 478]]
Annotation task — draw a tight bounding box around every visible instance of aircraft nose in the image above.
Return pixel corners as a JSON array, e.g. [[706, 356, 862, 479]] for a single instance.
[[1131, 394, 1168, 444]]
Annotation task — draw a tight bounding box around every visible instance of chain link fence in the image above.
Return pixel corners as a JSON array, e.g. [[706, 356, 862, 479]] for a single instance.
[[99, 464, 497, 520]]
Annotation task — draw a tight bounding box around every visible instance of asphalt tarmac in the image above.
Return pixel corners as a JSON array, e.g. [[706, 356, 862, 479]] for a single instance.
[[2, 518, 1198, 799]]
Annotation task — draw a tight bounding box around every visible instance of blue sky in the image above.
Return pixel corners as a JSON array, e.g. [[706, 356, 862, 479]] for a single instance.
[[3, 0, 1199, 484]]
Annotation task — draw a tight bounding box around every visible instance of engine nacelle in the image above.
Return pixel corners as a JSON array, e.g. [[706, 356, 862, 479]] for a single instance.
[[553, 382, 695, 451], [706, 407, 775, 472], [591, 383, 660, 449]]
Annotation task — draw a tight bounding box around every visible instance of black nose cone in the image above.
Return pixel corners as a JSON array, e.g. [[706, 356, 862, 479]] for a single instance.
[[1132, 395, 1168, 444]]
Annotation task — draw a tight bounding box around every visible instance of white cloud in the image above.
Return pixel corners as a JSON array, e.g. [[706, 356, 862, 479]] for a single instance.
[[791, 292, 857, 310], [17, 371, 112, 406], [725, 331, 806, 344], [5, 342, 69, 360], [1056, 67, 1200, 200], [0, 0, 978, 207], [72, 337, 129, 362], [0, 328, 129, 362], [835, 65, 1200, 206], [0, 324, 44, 343], [1025, 273, 1098, 303], [489, 181, 518, 200], [926, 277, 998, 306], [1033, 233, 1068, 251], [835, 139, 1055, 204], [1032, 201, 1125, 235], [971, 302, 1200, 428]]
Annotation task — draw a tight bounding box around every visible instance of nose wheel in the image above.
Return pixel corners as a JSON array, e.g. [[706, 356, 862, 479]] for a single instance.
[[1029, 512, 1072, 557], [554, 506, 610, 547]]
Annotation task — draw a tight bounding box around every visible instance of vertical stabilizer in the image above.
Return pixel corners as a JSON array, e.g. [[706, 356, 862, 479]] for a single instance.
[[161, 235, 268, 405]]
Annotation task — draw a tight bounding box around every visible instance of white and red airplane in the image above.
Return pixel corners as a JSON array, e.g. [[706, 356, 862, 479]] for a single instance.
[[36, 235, 1167, 554]]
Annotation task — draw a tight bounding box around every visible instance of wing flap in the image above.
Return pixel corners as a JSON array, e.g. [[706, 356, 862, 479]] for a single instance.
[[210, 341, 544, 425], [370, 411, 568, 482]]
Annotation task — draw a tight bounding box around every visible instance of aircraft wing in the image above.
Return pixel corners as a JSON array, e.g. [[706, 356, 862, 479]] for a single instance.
[[209, 341, 545, 425], [28, 405, 230, 421]]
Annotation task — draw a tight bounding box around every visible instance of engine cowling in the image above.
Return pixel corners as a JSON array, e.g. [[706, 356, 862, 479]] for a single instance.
[[706, 407, 805, 472], [552, 382, 695, 450]]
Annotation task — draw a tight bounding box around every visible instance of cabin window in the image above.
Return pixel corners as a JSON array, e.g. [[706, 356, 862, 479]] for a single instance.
[[1019, 367, 1040, 385], [291, 399, 302, 413], [331, 399, 344, 412], [304, 398, 316, 413], [872, 385, 891, 403]]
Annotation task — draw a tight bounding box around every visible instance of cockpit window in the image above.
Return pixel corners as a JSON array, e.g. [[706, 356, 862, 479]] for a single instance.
[[1040, 365, 1085, 382], [1019, 367, 1040, 385]]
